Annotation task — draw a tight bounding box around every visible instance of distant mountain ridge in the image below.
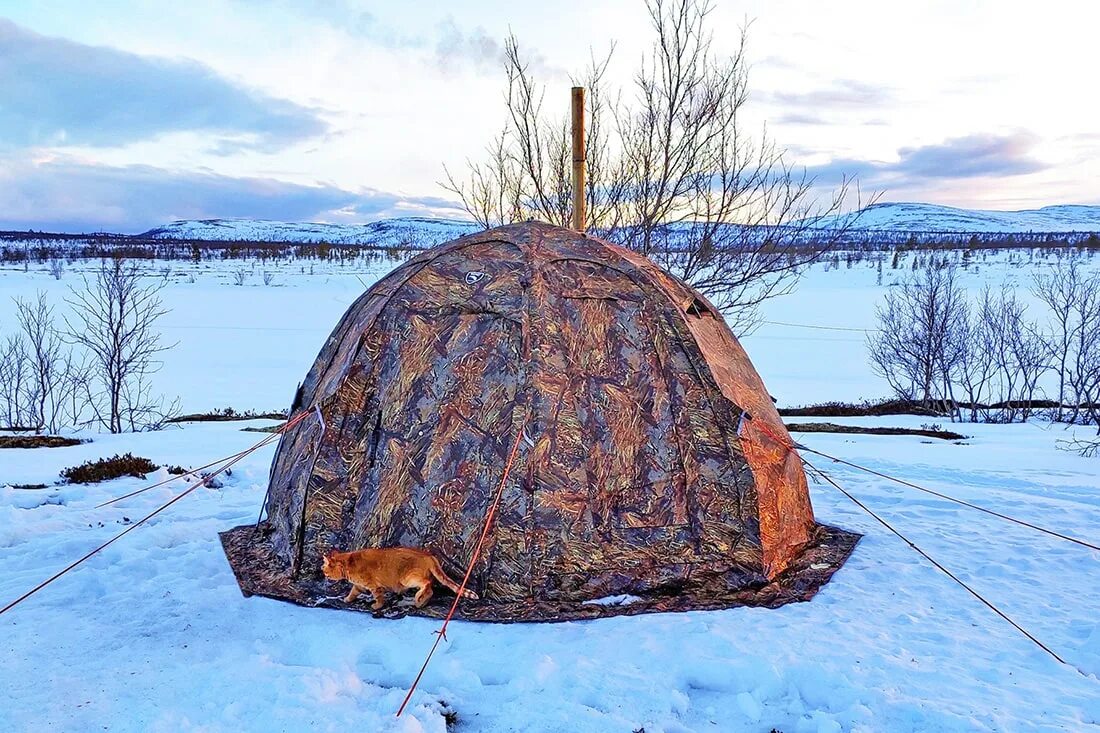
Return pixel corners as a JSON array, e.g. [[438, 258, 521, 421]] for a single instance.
[[140, 216, 480, 246], [137, 202, 1100, 245], [813, 202, 1100, 234]]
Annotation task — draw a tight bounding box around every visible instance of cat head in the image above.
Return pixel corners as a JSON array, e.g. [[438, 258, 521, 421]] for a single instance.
[[321, 550, 345, 580]]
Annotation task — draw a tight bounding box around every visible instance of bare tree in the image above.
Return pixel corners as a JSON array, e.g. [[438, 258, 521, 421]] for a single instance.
[[1001, 294, 1050, 422], [441, 40, 621, 231], [1034, 260, 1100, 427], [443, 0, 868, 332], [1033, 260, 1084, 420], [867, 268, 965, 410], [1065, 272, 1100, 428], [65, 259, 178, 433], [978, 287, 1021, 422], [14, 293, 65, 432], [0, 333, 31, 430], [1058, 267, 1100, 456], [949, 297, 996, 422], [442, 127, 525, 230], [0, 294, 89, 432], [971, 286, 1052, 423]]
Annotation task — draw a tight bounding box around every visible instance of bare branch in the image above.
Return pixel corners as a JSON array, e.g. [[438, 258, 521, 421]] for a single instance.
[[446, 1, 872, 331]]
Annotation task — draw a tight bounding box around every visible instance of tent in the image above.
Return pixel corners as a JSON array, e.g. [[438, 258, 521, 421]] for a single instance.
[[221, 221, 858, 620]]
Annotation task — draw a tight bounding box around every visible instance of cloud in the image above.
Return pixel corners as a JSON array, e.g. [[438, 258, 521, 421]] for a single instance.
[[232, 0, 409, 47], [234, 2, 509, 73], [279, 0, 379, 38], [0, 156, 465, 233], [893, 133, 1045, 179], [803, 132, 1047, 189], [759, 79, 893, 109], [433, 18, 503, 73], [755, 55, 800, 71], [776, 113, 891, 127], [0, 19, 326, 151], [774, 112, 828, 126]]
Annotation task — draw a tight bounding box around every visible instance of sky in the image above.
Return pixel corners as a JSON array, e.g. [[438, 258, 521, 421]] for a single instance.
[[1, 0, 1097, 233]]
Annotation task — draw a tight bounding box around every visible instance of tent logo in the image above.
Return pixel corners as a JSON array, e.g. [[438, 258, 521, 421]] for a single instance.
[[465, 271, 489, 285]]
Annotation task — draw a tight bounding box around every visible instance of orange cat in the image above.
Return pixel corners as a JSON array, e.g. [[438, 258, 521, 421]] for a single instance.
[[321, 547, 478, 610]]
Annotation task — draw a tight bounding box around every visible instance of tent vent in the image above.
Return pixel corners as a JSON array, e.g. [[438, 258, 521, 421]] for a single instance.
[[685, 297, 709, 317]]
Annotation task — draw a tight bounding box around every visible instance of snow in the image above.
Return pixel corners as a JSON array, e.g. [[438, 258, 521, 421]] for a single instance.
[[2, 250, 1100, 731], [582, 594, 644, 607], [141, 216, 480, 246], [3, 246, 1096, 412], [2, 417, 1099, 731], [813, 202, 1100, 234], [742, 247, 1100, 406], [111, 201, 1100, 250]]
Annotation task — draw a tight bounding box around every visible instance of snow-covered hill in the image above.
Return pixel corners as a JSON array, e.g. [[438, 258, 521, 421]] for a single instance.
[[141, 216, 480, 246], [137, 203, 1100, 247], [818, 202, 1100, 234]]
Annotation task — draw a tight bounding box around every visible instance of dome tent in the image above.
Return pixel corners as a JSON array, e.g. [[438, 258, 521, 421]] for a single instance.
[[221, 221, 858, 620]]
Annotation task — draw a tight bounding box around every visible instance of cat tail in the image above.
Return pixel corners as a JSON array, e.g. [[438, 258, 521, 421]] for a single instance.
[[430, 560, 479, 600]]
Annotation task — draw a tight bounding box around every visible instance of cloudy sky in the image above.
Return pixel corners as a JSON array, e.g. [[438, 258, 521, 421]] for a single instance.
[[1, 0, 1097, 233]]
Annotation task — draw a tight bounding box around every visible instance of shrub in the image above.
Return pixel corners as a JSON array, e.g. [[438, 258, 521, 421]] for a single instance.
[[60, 453, 159, 484], [778, 398, 944, 418], [167, 407, 286, 423], [0, 435, 85, 449]]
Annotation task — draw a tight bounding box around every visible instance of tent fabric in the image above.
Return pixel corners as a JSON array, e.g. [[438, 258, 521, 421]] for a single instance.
[[221, 222, 858, 620]]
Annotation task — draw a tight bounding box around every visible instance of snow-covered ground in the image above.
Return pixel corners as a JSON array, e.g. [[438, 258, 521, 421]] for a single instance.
[[2, 417, 1098, 732], [0, 247, 1095, 411], [2, 250, 1100, 732]]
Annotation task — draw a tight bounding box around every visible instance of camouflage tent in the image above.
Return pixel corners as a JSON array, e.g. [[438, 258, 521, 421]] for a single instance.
[[221, 222, 858, 621]]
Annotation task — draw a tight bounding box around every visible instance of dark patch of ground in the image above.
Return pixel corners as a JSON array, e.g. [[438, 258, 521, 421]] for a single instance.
[[0, 435, 86, 449], [778, 399, 945, 418], [241, 424, 283, 433], [785, 422, 967, 440]]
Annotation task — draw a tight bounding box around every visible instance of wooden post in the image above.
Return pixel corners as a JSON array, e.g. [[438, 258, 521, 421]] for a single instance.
[[571, 86, 586, 233]]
